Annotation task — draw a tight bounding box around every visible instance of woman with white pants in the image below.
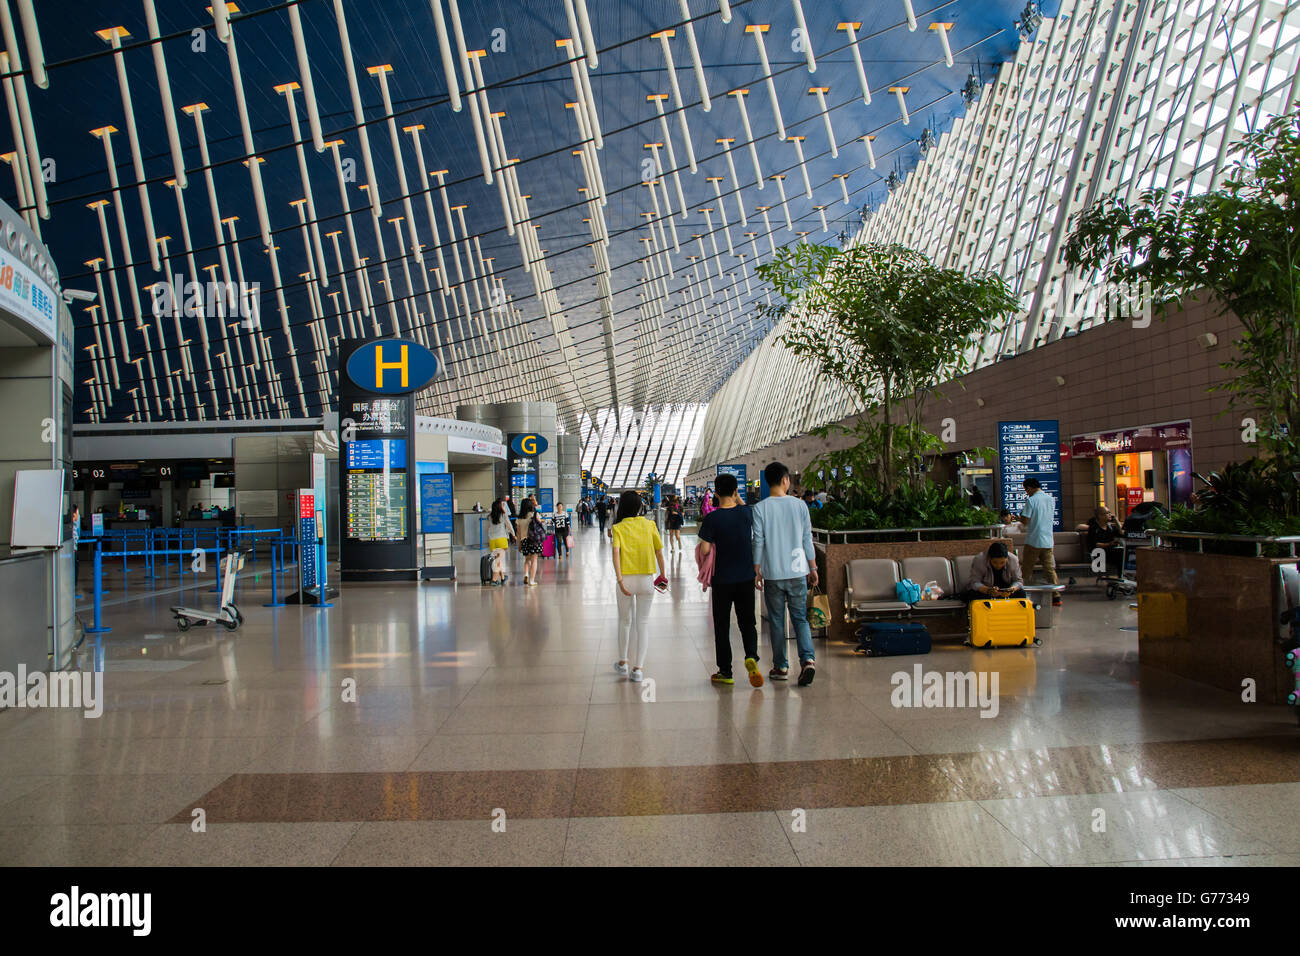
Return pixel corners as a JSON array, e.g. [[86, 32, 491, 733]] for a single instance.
[[610, 490, 667, 683]]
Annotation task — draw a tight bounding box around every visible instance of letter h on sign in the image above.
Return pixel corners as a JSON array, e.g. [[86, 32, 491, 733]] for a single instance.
[[374, 344, 409, 390]]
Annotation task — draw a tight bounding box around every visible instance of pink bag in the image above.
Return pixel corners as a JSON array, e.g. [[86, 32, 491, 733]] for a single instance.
[[566, 535, 574, 549], [694, 541, 715, 591], [542, 534, 556, 558]]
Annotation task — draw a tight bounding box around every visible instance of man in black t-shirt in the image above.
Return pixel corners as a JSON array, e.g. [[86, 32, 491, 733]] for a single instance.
[[698, 472, 763, 687], [596, 496, 610, 533]]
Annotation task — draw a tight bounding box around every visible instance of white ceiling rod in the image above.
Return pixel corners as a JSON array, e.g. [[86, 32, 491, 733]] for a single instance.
[[0, 6, 46, 218], [142, 1, 187, 188], [862, 134, 877, 168], [788, 135, 813, 199], [388, 216, 419, 338], [728, 89, 764, 189], [426, 0, 461, 112], [325, 138, 371, 317], [259, 241, 308, 416], [135, 324, 163, 416], [834, 172, 850, 205], [324, 231, 355, 316], [369, 65, 424, 266], [364, 194, 402, 334], [706, 177, 734, 255], [97, 27, 160, 271], [902, 0, 918, 32], [757, 205, 778, 256], [0, 71, 35, 231], [14, 0, 43, 88], [676, 0, 711, 111], [809, 86, 838, 158], [714, 137, 747, 226], [285, 3, 326, 151], [746, 25, 786, 141], [931, 22, 954, 68], [331, 0, 383, 215], [91, 128, 145, 326], [184, 105, 236, 300], [405, 126, 452, 293], [574, 0, 599, 70], [216, 220, 258, 371], [838, 22, 872, 105], [83, 266, 119, 386], [164, 179, 218, 415], [771, 175, 793, 232], [649, 92, 696, 185], [700, 208, 723, 278], [790, 0, 816, 72], [446, 0, 494, 182], [276, 83, 330, 285], [560, 38, 603, 151], [210, 12, 273, 250]]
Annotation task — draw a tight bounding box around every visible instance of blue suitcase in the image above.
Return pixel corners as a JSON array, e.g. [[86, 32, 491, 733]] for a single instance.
[[855, 621, 931, 656]]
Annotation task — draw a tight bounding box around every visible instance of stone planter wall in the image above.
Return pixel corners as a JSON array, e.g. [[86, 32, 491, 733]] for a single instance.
[[1137, 549, 1296, 704], [816, 534, 1010, 643]]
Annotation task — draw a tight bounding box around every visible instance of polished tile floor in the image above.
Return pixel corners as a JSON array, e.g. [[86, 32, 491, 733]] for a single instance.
[[4, 526, 1299, 866]]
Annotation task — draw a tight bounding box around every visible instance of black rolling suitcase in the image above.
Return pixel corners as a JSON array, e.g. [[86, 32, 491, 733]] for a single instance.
[[480, 553, 495, 585], [854, 621, 931, 656]]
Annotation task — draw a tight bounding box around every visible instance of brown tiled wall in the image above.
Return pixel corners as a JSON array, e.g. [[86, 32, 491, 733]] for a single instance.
[[690, 297, 1260, 527]]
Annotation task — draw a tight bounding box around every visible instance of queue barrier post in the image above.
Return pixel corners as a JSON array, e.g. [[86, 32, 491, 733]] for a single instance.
[[84, 542, 111, 634]]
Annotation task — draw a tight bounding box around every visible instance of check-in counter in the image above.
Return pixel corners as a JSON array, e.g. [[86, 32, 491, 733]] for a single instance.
[[106, 518, 156, 531], [182, 519, 224, 530], [0, 548, 49, 676], [452, 512, 488, 550]]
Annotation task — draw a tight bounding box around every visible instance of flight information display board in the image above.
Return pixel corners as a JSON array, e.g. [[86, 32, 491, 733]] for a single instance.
[[346, 471, 408, 540], [346, 439, 407, 470]]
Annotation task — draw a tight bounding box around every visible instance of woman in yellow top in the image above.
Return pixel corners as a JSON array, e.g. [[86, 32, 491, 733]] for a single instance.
[[610, 490, 667, 683], [484, 499, 516, 586]]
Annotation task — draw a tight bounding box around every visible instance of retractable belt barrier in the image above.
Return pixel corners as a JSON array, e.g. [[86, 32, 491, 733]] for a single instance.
[[82, 529, 303, 634]]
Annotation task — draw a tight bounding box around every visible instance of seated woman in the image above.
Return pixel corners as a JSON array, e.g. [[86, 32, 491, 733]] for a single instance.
[[961, 542, 1026, 601], [1085, 506, 1124, 573]]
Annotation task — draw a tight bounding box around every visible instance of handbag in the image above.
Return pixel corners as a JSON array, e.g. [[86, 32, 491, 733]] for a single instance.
[[566, 534, 574, 548], [808, 585, 830, 627]]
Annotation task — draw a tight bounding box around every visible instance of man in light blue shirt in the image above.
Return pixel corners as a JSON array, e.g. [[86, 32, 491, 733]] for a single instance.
[[1018, 477, 1060, 601], [753, 461, 819, 685]]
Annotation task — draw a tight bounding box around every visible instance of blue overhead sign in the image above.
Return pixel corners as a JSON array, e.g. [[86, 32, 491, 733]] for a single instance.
[[998, 420, 1062, 531], [717, 464, 747, 487], [508, 433, 549, 456], [345, 339, 438, 394]]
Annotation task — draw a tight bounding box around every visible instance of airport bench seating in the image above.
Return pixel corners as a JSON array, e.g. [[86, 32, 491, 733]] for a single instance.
[[843, 555, 975, 625]]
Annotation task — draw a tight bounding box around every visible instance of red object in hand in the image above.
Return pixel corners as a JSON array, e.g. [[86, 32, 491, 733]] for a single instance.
[[653, 575, 669, 592]]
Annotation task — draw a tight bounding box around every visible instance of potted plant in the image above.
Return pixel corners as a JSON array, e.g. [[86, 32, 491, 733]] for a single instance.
[[1064, 110, 1300, 700], [756, 242, 1020, 638]]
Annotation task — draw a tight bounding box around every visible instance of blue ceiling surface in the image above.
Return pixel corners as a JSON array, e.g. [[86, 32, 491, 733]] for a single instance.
[[4, 0, 1037, 422]]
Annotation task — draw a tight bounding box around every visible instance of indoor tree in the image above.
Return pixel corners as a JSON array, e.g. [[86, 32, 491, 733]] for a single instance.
[[756, 242, 1020, 497]]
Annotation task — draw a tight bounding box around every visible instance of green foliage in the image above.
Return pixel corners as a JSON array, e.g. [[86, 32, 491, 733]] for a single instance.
[[800, 420, 995, 532], [756, 242, 1020, 495], [1065, 110, 1300, 467], [1148, 459, 1300, 550], [813, 483, 997, 537]]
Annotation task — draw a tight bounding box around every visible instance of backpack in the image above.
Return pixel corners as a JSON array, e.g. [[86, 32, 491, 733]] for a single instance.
[[527, 514, 547, 545], [895, 579, 922, 604]]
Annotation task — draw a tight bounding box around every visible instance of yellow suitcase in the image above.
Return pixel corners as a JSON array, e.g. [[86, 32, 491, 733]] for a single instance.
[[968, 598, 1037, 648]]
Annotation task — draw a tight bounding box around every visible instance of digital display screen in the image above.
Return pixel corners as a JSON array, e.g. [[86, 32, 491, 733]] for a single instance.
[[346, 439, 407, 470], [346, 398, 407, 436], [346, 471, 408, 540]]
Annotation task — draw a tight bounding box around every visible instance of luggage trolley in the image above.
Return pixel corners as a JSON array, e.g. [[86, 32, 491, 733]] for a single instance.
[[171, 551, 247, 631], [1102, 535, 1142, 600]]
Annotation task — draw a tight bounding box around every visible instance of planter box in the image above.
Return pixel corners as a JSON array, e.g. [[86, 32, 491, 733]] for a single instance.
[[1137, 549, 1295, 703], [815, 533, 1008, 643]]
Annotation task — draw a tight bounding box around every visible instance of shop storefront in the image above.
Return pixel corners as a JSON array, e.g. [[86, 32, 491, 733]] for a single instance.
[[1070, 421, 1193, 519]]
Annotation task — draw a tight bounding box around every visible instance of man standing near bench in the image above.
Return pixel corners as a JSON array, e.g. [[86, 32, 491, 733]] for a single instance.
[[753, 462, 818, 686], [1019, 477, 1063, 607]]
